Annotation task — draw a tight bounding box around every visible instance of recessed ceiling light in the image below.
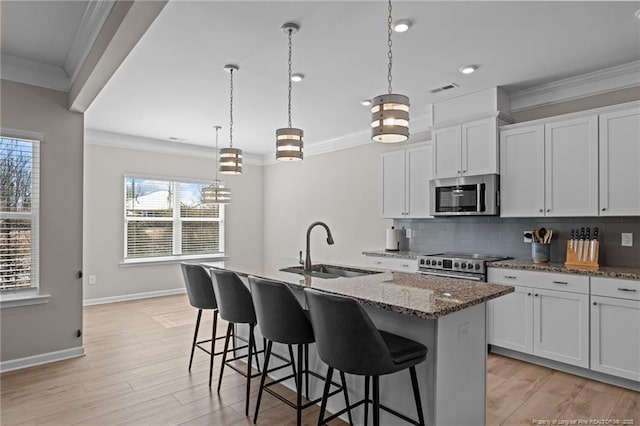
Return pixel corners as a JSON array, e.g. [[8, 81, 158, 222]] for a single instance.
[[459, 65, 478, 75], [393, 19, 411, 33], [291, 73, 304, 82], [360, 99, 372, 106]]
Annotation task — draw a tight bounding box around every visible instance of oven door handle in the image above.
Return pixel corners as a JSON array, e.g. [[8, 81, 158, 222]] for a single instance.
[[417, 270, 484, 281]]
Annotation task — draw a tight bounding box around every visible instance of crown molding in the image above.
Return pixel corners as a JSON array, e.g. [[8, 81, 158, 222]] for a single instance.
[[1, 54, 70, 91], [510, 60, 640, 112], [84, 129, 265, 166], [65, 1, 116, 85]]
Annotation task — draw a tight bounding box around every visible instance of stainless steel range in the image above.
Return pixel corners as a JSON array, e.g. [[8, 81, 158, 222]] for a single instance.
[[417, 252, 509, 281]]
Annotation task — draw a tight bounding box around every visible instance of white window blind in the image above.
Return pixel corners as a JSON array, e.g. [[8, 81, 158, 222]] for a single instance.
[[0, 138, 39, 290], [124, 176, 224, 261]]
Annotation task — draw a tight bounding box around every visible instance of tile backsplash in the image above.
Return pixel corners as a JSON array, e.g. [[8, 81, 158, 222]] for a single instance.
[[394, 216, 640, 268]]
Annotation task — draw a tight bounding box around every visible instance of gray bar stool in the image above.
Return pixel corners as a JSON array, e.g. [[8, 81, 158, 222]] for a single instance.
[[180, 263, 227, 387], [210, 268, 263, 417], [305, 288, 427, 426], [249, 276, 352, 426]]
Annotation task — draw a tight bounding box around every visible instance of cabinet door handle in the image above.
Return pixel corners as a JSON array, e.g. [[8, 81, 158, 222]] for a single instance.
[[402, 264, 410, 267], [552, 281, 568, 285], [618, 288, 637, 292], [457, 171, 461, 174], [593, 301, 598, 306], [546, 209, 551, 212], [539, 209, 543, 213], [462, 170, 466, 174], [534, 294, 539, 297], [504, 275, 517, 279], [601, 208, 606, 211], [375, 261, 382, 265], [527, 292, 532, 296]]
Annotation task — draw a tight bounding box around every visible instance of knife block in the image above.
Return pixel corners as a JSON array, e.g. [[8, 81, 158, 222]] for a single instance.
[[565, 240, 600, 269]]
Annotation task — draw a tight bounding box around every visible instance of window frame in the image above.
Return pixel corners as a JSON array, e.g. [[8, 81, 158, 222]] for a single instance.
[[122, 174, 226, 265], [0, 129, 48, 308]]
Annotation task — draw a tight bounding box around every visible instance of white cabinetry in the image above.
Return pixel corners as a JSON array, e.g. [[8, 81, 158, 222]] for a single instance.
[[433, 117, 498, 179], [590, 277, 640, 381], [499, 115, 598, 217], [365, 255, 418, 273], [487, 268, 590, 368], [381, 144, 432, 218], [599, 105, 640, 216]]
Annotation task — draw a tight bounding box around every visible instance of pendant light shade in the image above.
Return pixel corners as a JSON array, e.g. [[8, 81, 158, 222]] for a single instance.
[[371, 93, 410, 143], [276, 22, 304, 161], [201, 126, 230, 205], [221, 64, 243, 174], [371, 0, 410, 143]]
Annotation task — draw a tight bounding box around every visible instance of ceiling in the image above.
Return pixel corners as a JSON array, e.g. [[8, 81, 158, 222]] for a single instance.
[[4, 2, 640, 155]]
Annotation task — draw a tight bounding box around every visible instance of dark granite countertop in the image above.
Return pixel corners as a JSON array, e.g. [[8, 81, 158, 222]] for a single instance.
[[202, 258, 514, 319], [361, 250, 420, 260], [487, 259, 640, 280]]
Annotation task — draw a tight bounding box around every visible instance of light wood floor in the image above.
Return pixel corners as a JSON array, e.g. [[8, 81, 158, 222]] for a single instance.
[[1, 294, 638, 425]]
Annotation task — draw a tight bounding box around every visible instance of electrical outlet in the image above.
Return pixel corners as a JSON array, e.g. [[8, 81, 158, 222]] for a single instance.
[[523, 230, 533, 243], [622, 233, 633, 247], [89, 275, 97, 285], [405, 228, 412, 238]]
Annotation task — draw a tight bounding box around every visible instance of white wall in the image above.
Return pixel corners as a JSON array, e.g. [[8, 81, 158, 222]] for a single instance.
[[263, 142, 405, 267], [83, 143, 263, 302], [1, 80, 84, 362]]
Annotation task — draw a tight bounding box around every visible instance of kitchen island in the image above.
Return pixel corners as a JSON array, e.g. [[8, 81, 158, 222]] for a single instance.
[[203, 259, 513, 426]]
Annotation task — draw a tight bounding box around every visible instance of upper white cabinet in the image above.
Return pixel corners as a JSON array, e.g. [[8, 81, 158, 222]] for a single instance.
[[500, 115, 598, 217], [433, 117, 498, 179], [500, 101, 640, 218], [599, 105, 640, 216], [381, 144, 433, 218]]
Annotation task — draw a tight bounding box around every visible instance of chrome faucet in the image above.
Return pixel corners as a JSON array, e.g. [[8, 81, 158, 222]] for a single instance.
[[303, 221, 334, 272]]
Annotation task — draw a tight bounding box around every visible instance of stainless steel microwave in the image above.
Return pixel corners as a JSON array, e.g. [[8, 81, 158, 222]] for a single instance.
[[429, 174, 499, 216]]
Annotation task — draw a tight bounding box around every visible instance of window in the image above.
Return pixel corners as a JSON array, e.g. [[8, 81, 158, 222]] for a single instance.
[[124, 176, 224, 262], [0, 137, 40, 290]]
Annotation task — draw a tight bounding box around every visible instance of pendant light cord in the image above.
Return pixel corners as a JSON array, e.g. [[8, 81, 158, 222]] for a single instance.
[[287, 28, 293, 128], [387, 0, 393, 94], [228, 70, 234, 148]]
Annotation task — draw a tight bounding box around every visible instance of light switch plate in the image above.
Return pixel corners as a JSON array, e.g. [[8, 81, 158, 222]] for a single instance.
[[88, 275, 97, 285], [523, 231, 533, 243], [405, 228, 412, 238], [622, 233, 633, 247]]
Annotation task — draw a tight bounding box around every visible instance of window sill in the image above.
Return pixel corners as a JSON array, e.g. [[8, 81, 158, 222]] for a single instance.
[[0, 292, 51, 309], [120, 254, 228, 267]]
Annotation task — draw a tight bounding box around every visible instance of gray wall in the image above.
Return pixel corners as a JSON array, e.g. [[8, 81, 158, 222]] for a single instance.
[[1, 80, 84, 361], [395, 216, 640, 267], [83, 143, 264, 301]]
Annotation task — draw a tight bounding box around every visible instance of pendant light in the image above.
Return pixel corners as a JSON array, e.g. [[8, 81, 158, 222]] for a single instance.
[[220, 64, 243, 174], [371, 0, 410, 143], [201, 126, 231, 205], [276, 22, 303, 161]]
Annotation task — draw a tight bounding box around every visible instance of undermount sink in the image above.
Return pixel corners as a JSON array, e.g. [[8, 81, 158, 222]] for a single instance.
[[280, 264, 383, 279]]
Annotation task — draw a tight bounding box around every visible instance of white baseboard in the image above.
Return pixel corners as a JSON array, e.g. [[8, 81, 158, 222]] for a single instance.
[[0, 346, 85, 373], [83, 288, 186, 306]]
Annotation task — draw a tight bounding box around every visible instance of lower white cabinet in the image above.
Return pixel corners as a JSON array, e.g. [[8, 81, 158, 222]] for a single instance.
[[487, 268, 590, 368], [590, 277, 640, 381], [365, 256, 418, 273]]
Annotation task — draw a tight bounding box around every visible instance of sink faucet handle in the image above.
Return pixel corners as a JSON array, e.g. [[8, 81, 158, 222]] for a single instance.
[[299, 250, 304, 265]]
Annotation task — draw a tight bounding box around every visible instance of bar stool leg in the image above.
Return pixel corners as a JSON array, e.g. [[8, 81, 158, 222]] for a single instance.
[[340, 371, 353, 426], [317, 366, 334, 426], [246, 324, 256, 416], [372, 376, 380, 426], [304, 344, 310, 399], [296, 345, 303, 426], [364, 375, 370, 426], [189, 309, 202, 371], [409, 366, 425, 426], [217, 323, 233, 393], [253, 340, 273, 424], [288, 344, 298, 389], [209, 310, 218, 387]]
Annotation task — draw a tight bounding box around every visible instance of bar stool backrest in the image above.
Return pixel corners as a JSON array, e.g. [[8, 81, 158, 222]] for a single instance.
[[210, 269, 256, 325], [249, 276, 314, 345], [181, 263, 217, 310], [304, 288, 394, 376]]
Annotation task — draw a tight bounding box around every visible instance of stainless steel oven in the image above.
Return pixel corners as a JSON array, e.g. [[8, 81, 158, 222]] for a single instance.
[[429, 174, 499, 216], [417, 253, 509, 282]]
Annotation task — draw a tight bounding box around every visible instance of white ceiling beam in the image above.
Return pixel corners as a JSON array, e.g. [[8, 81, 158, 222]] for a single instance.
[[69, 0, 168, 113], [0, 54, 70, 91]]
